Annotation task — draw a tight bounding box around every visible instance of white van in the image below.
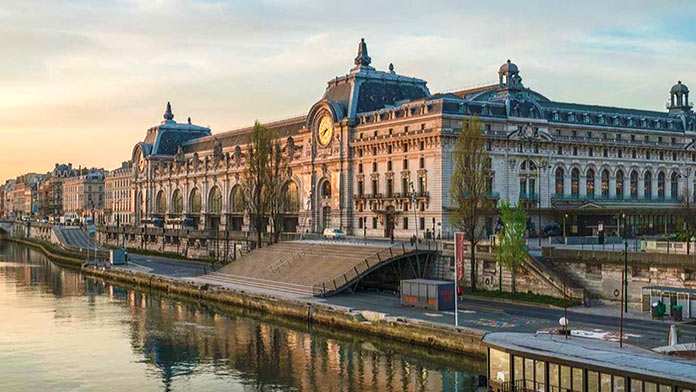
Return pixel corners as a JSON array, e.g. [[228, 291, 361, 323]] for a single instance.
[[323, 228, 345, 240]]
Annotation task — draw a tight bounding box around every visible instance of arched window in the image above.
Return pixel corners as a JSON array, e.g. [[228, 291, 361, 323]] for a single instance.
[[208, 186, 222, 214], [586, 169, 595, 197], [555, 168, 564, 195], [172, 189, 183, 214], [601, 169, 610, 197], [630, 171, 638, 198], [155, 190, 166, 214], [283, 181, 300, 212], [189, 188, 202, 214], [321, 180, 331, 199], [671, 172, 679, 200], [571, 168, 579, 196], [229, 185, 244, 213], [644, 171, 652, 198], [616, 170, 624, 198], [658, 172, 665, 199]]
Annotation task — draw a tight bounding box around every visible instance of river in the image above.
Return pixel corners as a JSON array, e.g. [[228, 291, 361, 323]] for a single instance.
[[0, 241, 485, 391]]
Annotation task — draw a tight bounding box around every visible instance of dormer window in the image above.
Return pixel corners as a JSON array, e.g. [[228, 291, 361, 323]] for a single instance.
[[552, 111, 559, 121]]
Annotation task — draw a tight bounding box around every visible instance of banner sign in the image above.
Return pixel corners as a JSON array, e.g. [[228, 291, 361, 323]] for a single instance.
[[454, 232, 465, 281]]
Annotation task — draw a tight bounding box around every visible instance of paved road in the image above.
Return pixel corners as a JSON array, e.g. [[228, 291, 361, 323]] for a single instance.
[[118, 253, 213, 278], [104, 251, 696, 349]]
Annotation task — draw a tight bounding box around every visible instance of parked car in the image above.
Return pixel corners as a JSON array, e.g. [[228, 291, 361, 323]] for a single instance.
[[323, 228, 345, 240]]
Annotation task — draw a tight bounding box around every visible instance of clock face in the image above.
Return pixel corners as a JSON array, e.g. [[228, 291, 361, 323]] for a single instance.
[[317, 115, 334, 147], [137, 151, 145, 172]]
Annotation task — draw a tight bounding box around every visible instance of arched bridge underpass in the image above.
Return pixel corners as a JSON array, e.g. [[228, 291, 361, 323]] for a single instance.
[[312, 243, 437, 297]]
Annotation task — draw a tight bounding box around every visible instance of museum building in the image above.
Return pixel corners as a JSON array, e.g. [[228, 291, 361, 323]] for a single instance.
[[129, 39, 696, 239]]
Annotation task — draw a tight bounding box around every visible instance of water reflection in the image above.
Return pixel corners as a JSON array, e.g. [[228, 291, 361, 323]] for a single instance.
[[0, 241, 484, 391]]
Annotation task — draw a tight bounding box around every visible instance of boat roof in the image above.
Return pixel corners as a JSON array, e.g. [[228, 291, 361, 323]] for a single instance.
[[643, 286, 696, 295], [483, 332, 696, 386]]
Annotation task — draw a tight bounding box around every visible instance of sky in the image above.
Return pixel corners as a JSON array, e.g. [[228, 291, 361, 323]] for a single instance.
[[1, 0, 696, 181]]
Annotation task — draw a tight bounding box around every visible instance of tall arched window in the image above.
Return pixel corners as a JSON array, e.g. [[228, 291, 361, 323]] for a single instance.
[[586, 169, 595, 197], [172, 189, 183, 214], [616, 170, 624, 198], [283, 181, 300, 212], [555, 168, 564, 195], [229, 185, 244, 212], [156, 190, 167, 214], [189, 188, 202, 214], [571, 168, 579, 197], [601, 169, 610, 197], [208, 186, 222, 214], [630, 171, 638, 198], [644, 171, 652, 199], [658, 172, 665, 199], [671, 172, 679, 200], [321, 180, 331, 199]]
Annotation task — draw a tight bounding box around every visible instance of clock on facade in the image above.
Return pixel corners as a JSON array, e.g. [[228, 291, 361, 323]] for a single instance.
[[317, 115, 334, 147], [137, 150, 146, 172]]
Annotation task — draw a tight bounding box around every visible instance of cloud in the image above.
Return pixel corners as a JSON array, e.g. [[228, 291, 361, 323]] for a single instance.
[[1, 0, 695, 181]]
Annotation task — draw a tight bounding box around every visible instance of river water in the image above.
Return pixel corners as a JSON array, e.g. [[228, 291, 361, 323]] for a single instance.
[[0, 241, 485, 391]]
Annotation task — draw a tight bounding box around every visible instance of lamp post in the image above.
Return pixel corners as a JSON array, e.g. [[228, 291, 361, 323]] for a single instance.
[[623, 212, 628, 313], [563, 213, 569, 244], [409, 181, 419, 241]]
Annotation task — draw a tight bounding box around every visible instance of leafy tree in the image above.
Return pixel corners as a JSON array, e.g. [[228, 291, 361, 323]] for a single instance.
[[243, 122, 273, 248], [496, 201, 528, 293], [450, 116, 495, 290]]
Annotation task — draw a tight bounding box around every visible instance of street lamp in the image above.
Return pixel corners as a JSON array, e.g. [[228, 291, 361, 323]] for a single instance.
[[622, 212, 628, 313], [409, 180, 419, 241], [563, 213, 569, 244]]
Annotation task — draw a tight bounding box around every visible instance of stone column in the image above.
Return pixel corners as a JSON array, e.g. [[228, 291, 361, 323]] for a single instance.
[[579, 175, 587, 198], [609, 176, 617, 198]]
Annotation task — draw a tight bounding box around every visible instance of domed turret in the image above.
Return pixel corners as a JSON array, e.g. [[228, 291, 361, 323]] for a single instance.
[[498, 59, 523, 90], [668, 80, 691, 114], [498, 59, 519, 75]]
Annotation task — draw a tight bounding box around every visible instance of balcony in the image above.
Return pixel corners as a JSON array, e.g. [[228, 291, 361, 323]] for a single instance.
[[518, 192, 538, 200], [551, 193, 679, 203]]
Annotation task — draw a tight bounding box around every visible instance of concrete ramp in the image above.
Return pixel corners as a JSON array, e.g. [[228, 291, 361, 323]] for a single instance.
[[55, 226, 96, 249], [208, 241, 435, 297]]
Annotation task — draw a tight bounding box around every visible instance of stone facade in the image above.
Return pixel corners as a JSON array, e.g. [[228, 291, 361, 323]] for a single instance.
[[37, 163, 78, 218], [104, 161, 133, 226], [62, 170, 106, 220], [120, 39, 695, 241]]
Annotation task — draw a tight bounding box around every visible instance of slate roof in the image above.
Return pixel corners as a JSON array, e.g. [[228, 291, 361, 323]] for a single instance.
[[484, 332, 696, 386]]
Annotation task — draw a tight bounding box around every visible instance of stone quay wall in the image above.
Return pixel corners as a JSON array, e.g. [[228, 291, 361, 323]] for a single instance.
[[543, 247, 696, 303]]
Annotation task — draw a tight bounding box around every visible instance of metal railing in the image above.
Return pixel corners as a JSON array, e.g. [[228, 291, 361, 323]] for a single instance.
[[263, 243, 324, 274]]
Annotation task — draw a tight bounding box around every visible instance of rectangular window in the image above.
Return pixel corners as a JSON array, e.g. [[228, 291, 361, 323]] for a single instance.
[[358, 218, 363, 229], [632, 150, 636, 159], [358, 163, 363, 173], [402, 178, 409, 194], [618, 149, 623, 158], [514, 356, 524, 383], [603, 148, 608, 157], [557, 146, 563, 155], [572, 130, 577, 138], [403, 143, 408, 152], [573, 146, 578, 156], [403, 159, 408, 169], [419, 217, 425, 230], [600, 373, 612, 392], [524, 358, 534, 389], [660, 151, 664, 160], [387, 160, 392, 171], [549, 363, 559, 391], [419, 141, 424, 150], [372, 217, 377, 229], [419, 157, 425, 169], [372, 162, 377, 172], [403, 217, 408, 230], [535, 361, 546, 392], [560, 366, 571, 391], [589, 147, 593, 157], [572, 368, 583, 392], [646, 151, 651, 159], [489, 349, 510, 383], [644, 383, 657, 392]]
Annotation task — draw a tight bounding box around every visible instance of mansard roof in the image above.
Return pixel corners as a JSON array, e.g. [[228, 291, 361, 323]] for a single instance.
[[320, 39, 430, 120], [142, 102, 211, 156], [182, 116, 305, 154]]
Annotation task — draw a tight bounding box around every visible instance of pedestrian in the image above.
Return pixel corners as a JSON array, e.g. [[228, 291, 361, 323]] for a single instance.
[[390, 232, 394, 244]]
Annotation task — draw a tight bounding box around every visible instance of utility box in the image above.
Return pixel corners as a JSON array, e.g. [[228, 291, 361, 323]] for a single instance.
[[109, 249, 127, 265], [400, 279, 455, 311]]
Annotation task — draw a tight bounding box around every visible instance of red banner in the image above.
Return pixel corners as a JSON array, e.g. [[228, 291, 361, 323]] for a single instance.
[[454, 232, 465, 282]]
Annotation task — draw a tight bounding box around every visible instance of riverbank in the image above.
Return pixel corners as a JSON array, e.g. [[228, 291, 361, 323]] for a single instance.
[[7, 236, 488, 359]]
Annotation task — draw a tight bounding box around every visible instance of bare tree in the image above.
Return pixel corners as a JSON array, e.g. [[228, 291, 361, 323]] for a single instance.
[[243, 122, 273, 248], [267, 140, 290, 244], [681, 183, 696, 254], [449, 116, 495, 290]]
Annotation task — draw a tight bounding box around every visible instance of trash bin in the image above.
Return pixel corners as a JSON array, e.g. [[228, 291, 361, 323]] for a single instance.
[[672, 305, 683, 321]]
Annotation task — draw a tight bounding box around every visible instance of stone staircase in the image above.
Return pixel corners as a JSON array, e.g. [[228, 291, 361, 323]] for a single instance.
[[525, 252, 585, 302], [198, 271, 315, 296]]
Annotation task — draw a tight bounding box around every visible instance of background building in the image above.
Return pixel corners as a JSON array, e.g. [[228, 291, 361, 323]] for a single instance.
[[104, 161, 133, 226], [62, 169, 106, 221], [37, 163, 77, 219]]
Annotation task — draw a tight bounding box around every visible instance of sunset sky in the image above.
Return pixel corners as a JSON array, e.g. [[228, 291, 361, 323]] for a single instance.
[[1, 0, 696, 181]]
